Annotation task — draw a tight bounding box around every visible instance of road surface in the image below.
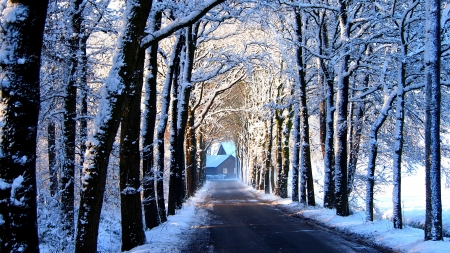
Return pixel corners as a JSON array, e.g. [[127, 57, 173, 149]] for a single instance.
[[184, 180, 386, 253]]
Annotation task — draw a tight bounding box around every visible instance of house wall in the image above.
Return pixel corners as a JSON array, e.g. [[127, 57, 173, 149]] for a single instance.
[[215, 156, 237, 179]]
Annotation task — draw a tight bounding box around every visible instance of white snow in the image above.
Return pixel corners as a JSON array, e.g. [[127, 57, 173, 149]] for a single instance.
[[0, 178, 10, 189], [10, 175, 24, 206], [97, 181, 212, 253]]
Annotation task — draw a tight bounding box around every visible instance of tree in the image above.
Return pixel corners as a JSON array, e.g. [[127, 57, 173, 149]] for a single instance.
[[142, 7, 162, 230], [60, 0, 84, 236], [0, 1, 49, 251], [119, 48, 146, 251], [334, 0, 351, 216], [424, 0, 443, 241]]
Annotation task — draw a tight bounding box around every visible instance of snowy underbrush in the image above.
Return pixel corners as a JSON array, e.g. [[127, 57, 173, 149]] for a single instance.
[[383, 210, 450, 238], [246, 184, 450, 253]]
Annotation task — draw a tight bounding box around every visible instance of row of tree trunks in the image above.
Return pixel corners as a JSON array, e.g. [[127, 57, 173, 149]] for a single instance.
[[75, 1, 153, 251]]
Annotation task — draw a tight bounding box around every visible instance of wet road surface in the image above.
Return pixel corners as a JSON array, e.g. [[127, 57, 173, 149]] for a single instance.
[[202, 180, 382, 253]]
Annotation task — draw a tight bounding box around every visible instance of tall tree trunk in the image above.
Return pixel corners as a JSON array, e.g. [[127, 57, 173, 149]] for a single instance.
[[185, 106, 197, 197], [294, 8, 315, 206], [334, 0, 351, 216], [0, 1, 49, 252], [168, 32, 185, 216], [274, 110, 283, 196], [264, 117, 273, 194], [424, 0, 442, 241], [78, 34, 88, 192], [347, 95, 364, 196], [197, 129, 206, 188], [392, 63, 405, 229], [155, 33, 184, 221], [392, 5, 415, 227], [119, 49, 146, 251], [48, 122, 58, 197], [142, 9, 162, 229], [365, 91, 396, 221], [61, 0, 84, 235], [323, 75, 335, 208], [75, 2, 153, 251], [318, 10, 335, 209], [279, 108, 292, 198]]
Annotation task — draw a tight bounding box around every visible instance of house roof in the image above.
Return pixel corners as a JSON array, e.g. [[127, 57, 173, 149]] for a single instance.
[[206, 155, 232, 168]]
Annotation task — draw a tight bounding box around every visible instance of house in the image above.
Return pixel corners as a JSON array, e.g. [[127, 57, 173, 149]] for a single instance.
[[206, 142, 238, 179]]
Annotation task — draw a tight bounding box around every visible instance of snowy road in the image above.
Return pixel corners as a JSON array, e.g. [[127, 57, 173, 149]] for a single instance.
[[196, 180, 382, 253]]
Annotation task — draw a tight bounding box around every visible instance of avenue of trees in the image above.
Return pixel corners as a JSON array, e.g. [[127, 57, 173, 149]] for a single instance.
[[0, 0, 449, 252]]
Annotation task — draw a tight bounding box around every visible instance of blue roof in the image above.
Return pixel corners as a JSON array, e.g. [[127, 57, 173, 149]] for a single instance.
[[206, 155, 231, 168]]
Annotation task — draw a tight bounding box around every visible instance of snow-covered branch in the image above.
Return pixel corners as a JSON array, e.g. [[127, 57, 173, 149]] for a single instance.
[[141, 0, 226, 49]]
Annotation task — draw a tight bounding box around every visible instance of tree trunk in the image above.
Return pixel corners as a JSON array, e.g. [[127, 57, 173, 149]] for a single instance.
[[168, 32, 185, 215], [0, 1, 48, 252], [294, 8, 314, 206], [264, 117, 273, 194], [78, 34, 88, 193], [142, 9, 161, 229], [197, 129, 206, 188], [365, 92, 396, 222], [274, 110, 283, 196], [185, 106, 197, 197], [279, 108, 292, 198], [75, 2, 152, 251], [155, 33, 184, 221], [424, 0, 443, 241], [61, 0, 84, 235], [334, 0, 350, 216], [392, 65, 405, 229], [119, 49, 146, 251], [48, 122, 58, 197], [318, 11, 335, 209]]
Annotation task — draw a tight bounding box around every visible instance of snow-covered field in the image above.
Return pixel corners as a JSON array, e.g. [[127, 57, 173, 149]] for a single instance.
[[123, 174, 449, 253]]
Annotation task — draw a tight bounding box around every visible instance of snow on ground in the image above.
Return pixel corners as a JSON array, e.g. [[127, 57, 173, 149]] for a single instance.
[[126, 175, 449, 253], [124, 181, 211, 253]]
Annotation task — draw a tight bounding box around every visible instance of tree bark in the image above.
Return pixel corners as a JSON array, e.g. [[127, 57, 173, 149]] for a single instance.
[[142, 9, 162, 229], [61, 0, 84, 236], [0, 1, 49, 252], [48, 122, 58, 197], [424, 0, 443, 241], [185, 106, 197, 197], [264, 117, 273, 194], [293, 8, 314, 205], [274, 109, 283, 196], [119, 48, 146, 251], [334, 0, 351, 216]]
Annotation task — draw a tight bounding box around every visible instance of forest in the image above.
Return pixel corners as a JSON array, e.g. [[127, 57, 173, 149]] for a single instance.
[[0, 0, 448, 252]]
